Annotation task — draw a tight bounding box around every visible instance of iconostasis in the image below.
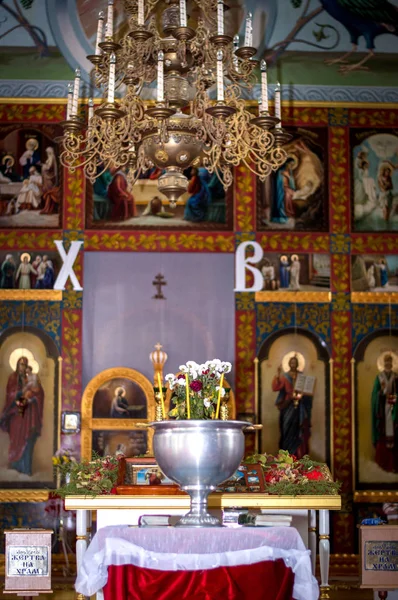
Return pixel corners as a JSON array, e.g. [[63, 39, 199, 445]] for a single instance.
[[0, 101, 397, 557]]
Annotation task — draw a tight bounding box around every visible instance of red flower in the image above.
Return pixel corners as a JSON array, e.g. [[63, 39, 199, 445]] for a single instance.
[[305, 468, 323, 481], [190, 380, 203, 392]]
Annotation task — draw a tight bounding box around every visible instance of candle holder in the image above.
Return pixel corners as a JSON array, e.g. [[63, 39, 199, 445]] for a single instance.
[[99, 39, 121, 54], [220, 388, 231, 421], [146, 103, 175, 120], [172, 26, 196, 41], [60, 115, 85, 133], [206, 103, 236, 119], [128, 27, 154, 42], [87, 54, 103, 67], [273, 127, 293, 147], [235, 46, 256, 60], [210, 34, 233, 48], [251, 112, 280, 130], [95, 102, 125, 120], [154, 387, 167, 421]]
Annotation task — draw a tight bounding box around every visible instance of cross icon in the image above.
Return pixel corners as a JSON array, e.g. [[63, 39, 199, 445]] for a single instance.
[[152, 273, 167, 299]]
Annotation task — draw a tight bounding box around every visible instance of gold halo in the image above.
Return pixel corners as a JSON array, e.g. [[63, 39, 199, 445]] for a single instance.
[[280, 255, 288, 262], [2, 154, 14, 167], [20, 252, 31, 262], [114, 386, 127, 397], [26, 138, 39, 151], [9, 348, 39, 374], [282, 351, 305, 373], [291, 254, 299, 261], [377, 351, 398, 373]]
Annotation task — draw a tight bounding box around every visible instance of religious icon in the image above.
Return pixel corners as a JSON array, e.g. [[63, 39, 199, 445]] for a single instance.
[[272, 352, 315, 458], [351, 255, 398, 292], [372, 352, 398, 473], [256, 252, 331, 293], [351, 129, 398, 232], [92, 377, 148, 419], [0, 251, 58, 291], [0, 349, 44, 477], [289, 255, 301, 290], [257, 127, 328, 232]]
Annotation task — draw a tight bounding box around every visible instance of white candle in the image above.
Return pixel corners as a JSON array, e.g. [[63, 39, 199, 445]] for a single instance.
[[260, 60, 268, 113], [233, 34, 239, 70], [275, 82, 281, 128], [88, 98, 94, 121], [157, 51, 164, 103], [138, 0, 144, 26], [216, 50, 224, 102], [106, 0, 114, 38], [244, 12, 252, 47], [108, 53, 116, 104], [66, 82, 73, 120], [95, 11, 104, 55], [180, 0, 187, 27], [217, 0, 224, 36], [71, 68, 81, 117]]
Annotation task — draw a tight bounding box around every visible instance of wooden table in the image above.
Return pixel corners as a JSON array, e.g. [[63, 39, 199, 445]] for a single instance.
[[65, 493, 341, 600]]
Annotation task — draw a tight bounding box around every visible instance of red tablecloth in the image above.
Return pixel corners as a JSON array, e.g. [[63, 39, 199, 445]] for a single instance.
[[104, 559, 294, 600]]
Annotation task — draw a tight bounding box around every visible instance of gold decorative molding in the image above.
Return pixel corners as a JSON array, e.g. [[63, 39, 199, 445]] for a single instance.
[[0, 489, 50, 502], [351, 292, 398, 304], [255, 291, 332, 303], [65, 493, 342, 511], [354, 490, 398, 503], [0, 290, 62, 301]]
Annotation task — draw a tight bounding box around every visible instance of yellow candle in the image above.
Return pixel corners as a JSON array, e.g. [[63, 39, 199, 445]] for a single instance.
[[215, 373, 224, 419], [185, 373, 191, 419], [157, 372, 166, 419]]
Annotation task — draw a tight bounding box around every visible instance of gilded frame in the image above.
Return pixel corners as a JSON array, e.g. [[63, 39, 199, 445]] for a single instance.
[[81, 367, 156, 460]]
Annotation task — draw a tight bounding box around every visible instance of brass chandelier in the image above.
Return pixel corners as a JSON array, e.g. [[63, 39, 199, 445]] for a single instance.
[[60, 0, 291, 206]]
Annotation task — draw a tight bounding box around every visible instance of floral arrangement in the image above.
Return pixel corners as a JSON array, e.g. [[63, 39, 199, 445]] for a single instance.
[[165, 359, 232, 420], [245, 450, 340, 496], [54, 452, 123, 497], [52, 449, 76, 468]]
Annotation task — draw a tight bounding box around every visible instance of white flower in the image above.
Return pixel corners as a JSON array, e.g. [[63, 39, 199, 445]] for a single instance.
[[221, 361, 232, 374], [177, 376, 186, 386], [189, 368, 198, 379], [204, 398, 211, 408], [179, 365, 188, 373], [215, 386, 226, 397], [186, 360, 200, 370]]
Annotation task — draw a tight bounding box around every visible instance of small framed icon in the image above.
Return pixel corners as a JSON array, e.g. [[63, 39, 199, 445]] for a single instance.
[[61, 411, 81, 434]]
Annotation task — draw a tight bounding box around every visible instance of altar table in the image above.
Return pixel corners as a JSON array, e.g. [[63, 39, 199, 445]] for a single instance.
[[65, 493, 341, 599], [76, 525, 318, 600]]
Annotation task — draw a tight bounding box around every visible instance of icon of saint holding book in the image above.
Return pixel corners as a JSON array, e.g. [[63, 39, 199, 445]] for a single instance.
[[272, 352, 315, 458]]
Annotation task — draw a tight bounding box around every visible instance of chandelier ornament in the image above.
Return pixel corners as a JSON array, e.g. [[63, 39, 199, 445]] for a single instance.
[[60, 0, 292, 207]]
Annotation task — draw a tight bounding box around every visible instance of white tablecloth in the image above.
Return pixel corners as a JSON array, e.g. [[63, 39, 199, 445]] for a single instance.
[[76, 525, 318, 599]]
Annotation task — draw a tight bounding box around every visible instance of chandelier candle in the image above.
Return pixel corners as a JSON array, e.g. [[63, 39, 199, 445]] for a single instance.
[[106, 0, 114, 38], [275, 82, 281, 128], [71, 68, 81, 117], [66, 82, 73, 120], [157, 372, 166, 418], [217, 0, 224, 35], [138, 0, 144, 26], [95, 11, 105, 55], [216, 50, 224, 102], [157, 51, 164, 102], [88, 98, 94, 122], [107, 54, 116, 103], [180, 0, 187, 28], [244, 12, 253, 47], [260, 60, 268, 113]]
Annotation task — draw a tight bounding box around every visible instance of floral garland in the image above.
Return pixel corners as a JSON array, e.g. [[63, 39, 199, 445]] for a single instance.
[[54, 453, 122, 498], [245, 450, 340, 496]]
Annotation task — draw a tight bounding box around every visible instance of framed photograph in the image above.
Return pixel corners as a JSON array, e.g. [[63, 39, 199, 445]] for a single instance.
[[61, 411, 81, 434], [241, 464, 266, 493], [81, 367, 156, 460]]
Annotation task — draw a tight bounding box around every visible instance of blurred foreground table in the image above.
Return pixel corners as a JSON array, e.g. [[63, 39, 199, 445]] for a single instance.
[[65, 493, 341, 600]]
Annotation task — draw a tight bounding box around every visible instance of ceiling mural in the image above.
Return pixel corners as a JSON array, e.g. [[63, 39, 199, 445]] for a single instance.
[[0, 0, 397, 100]]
